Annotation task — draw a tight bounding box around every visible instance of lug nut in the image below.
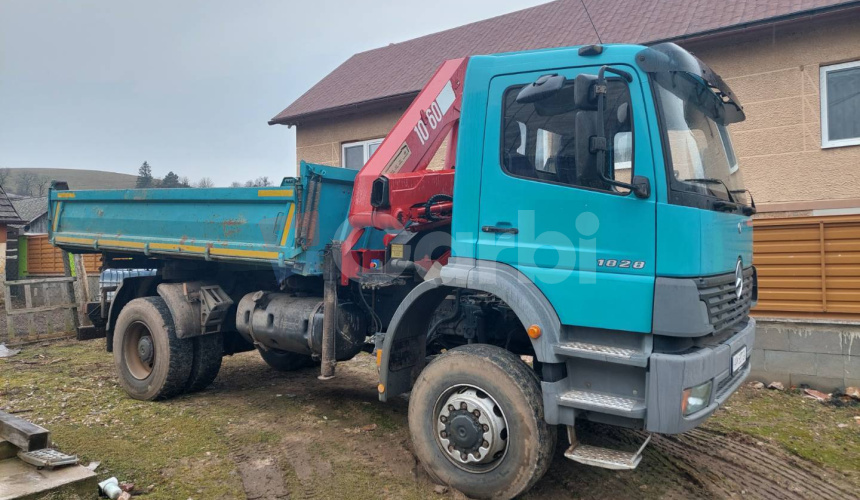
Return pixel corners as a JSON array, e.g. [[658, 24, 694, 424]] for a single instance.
[[440, 415, 447, 423], [448, 445, 454, 452], [472, 410, 480, 417], [460, 452, 467, 461], [483, 440, 489, 448], [460, 402, 467, 410], [448, 404, 455, 412], [474, 452, 481, 460], [440, 431, 448, 438], [482, 424, 489, 432]]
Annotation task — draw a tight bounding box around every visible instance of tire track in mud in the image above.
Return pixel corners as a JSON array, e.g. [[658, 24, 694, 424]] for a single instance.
[[217, 385, 322, 500], [564, 422, 859, 500]]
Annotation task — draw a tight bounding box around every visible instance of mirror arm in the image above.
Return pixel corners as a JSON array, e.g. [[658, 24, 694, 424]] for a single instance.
[[593, 66, 649, 199]]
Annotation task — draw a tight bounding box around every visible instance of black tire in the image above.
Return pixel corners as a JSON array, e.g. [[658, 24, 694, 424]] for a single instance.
[[257, 346, 316, 372], [408, 344, 556, 500], [113, 297, 193, 401], [185, 333, 223, 393]]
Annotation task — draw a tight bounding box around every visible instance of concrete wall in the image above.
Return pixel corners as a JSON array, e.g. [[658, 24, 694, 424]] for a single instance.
[[751, 319, 860, 390], [684, 12, 860, 210]]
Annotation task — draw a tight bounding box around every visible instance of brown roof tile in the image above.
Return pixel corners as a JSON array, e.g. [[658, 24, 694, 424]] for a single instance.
[[270, 0, 857, 125], [0, 186, 24, 225]]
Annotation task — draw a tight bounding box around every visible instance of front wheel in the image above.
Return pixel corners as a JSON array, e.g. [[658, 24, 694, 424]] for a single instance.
[[408, 344, 555, 500]]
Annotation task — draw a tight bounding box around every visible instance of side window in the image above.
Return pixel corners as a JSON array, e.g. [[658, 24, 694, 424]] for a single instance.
[[342, 138, 384, 169], [501, 79, 633, 192]]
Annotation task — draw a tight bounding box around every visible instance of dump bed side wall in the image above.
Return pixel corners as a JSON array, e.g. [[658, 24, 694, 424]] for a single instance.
[[48, 162, 356, 276]]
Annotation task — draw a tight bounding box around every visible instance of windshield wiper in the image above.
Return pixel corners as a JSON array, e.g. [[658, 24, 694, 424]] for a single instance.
[[682, 177, 735, 203], [683, 178, 755, 216]]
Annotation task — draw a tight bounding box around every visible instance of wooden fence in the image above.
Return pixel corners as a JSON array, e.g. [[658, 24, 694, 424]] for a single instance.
[[753, 214, 860, 319]]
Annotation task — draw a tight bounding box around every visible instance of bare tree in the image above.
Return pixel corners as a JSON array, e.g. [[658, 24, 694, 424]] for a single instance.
[[243, 176, 273, 188], [35, 175, 50, 196], [15, 171, 39, 196], [0, 168, 11, 187], [179, 176, 192, 188], [197, 177, 215, 188], [229, 181, 243, 188]]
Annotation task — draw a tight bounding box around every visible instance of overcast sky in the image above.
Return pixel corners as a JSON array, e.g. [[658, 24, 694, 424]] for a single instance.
[[0, 0, 551, 186]]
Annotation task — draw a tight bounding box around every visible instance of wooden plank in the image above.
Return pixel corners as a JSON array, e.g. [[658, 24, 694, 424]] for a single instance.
[[754, 227, 820, 242], [0, 411, 49, 451], [759, 289, 823, 301], [5, 284, 13, 341], [757, 277, 821, 289], [753, 254, 821, 265], [24, 284, 35, 337], [62, 250, 80, 333], [754, 240, 819, 253], [754, 265, 821, 277], [6, 304, 78, 316], [753, 300, 825, 313], [5, 277, 75, 286]]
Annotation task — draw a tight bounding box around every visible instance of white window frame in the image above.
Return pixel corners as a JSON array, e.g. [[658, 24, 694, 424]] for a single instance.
[[820, 60, 860, 149], [341, 138, 384, 169]]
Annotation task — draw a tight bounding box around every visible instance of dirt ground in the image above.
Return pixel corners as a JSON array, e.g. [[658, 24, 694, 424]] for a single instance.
[[1, 339, 858, 500]]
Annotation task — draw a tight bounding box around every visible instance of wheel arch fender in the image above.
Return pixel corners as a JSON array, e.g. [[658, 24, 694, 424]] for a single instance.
[[378, 258, 562, 401], [106, 275, 162, 352]]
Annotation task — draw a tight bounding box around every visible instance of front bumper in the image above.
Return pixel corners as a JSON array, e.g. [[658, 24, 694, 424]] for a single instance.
[[645, 317, 756, 434]]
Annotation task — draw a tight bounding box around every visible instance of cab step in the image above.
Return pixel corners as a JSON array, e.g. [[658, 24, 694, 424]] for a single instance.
[[558, 389, 646, 418], [553, 341, 648, 367], [564, 426, 651, 470]]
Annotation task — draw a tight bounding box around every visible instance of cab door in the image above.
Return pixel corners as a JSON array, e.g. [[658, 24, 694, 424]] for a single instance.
[[475, 66, 657, 333]]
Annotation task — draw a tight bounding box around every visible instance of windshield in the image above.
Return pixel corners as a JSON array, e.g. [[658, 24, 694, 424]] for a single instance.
[[655, 77, 749, 206]]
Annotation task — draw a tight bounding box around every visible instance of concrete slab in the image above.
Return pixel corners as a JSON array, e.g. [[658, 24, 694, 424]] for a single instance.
[[0, 458, 97, 500], [0, 441, 16, 461]]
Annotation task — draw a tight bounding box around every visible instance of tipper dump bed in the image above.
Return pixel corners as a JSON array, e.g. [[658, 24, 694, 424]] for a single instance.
[[48, 162, 355, 276]]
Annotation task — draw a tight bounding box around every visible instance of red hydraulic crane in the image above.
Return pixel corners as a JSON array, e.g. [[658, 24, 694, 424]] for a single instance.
[[341, 57, 468, 284]]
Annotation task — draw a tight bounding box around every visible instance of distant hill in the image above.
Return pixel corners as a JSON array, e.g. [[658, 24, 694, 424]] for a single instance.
[[0, 168, 138, 196]]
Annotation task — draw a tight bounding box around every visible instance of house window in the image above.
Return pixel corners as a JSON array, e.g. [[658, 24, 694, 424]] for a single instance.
[[820, 61, 860, 148], [342, 138, 383, 169]]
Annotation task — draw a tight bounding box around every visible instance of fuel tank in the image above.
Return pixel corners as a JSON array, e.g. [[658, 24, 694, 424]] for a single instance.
[[236, 292, 368, 361]]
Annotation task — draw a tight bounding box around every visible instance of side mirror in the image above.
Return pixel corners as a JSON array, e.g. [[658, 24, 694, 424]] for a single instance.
[[516, 74, 566, 104]]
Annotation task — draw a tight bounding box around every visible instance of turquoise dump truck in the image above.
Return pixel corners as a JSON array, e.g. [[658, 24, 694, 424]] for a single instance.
[[50, 43, 756, 499]]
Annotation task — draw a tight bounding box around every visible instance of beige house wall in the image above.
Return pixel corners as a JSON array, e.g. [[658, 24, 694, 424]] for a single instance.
[[295, 103, 450, 172], [295, 12, 860, 209], [685, 12, 860, 208]]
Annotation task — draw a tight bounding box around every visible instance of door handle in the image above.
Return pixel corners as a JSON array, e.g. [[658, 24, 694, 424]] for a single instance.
[[482, 225, 518, 235]]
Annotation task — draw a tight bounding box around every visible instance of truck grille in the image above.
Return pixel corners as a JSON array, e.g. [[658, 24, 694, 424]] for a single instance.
[[696, 267, 755, 335]]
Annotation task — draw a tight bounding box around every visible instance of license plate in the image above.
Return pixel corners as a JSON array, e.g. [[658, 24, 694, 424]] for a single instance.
[[732, 346, 747, 374]]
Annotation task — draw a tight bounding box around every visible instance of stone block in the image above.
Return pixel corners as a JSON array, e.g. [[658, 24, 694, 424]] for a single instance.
[[845, 355, 860, 379], [814, 353, 845, 378], [755, 326, 789, 351], [788, 328, 843, 355], [843, 331, 860, 356], [765, 350, 815, 376], [751, 348, 765, 369]]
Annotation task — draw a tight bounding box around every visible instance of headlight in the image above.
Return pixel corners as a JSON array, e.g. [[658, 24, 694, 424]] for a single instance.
[[681, 381, 713, 416]]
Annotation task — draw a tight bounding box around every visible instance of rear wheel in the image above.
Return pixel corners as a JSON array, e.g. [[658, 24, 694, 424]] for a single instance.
[[113, 297, 193, 401], [257, 346, 316, 372], [186, 333, 223, 393], [408, 344, 555, 500]]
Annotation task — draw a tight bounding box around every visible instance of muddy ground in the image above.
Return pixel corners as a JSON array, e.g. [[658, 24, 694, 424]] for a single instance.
[[1, 339, 858, 500]]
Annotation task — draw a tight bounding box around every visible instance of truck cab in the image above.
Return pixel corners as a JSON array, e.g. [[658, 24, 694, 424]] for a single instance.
[[49, 42, 756, 500]]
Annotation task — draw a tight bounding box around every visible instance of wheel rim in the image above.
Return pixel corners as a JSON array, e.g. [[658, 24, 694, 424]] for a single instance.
[[123, 321, 155, 380], [434, 384, 509, 473]]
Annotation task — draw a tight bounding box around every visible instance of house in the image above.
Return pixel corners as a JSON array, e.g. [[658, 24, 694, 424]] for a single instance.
[[270, 0, 860, 389], [7, 196, 100, 279], [0, 186, 24, 302]]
